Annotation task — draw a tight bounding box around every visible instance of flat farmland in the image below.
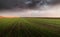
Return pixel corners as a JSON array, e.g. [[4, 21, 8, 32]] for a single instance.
[[0, 18, 60, 37]]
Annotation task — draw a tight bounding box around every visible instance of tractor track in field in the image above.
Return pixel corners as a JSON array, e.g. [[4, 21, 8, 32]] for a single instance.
[[0, 18, 60, 37], [0, 19, 20, 37]]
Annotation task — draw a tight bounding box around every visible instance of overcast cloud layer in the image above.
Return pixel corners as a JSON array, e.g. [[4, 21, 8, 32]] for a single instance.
[[0, 0, 60, 17]]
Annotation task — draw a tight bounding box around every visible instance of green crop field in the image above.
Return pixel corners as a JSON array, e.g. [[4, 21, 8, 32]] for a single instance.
[[0, 18, 60, 37]]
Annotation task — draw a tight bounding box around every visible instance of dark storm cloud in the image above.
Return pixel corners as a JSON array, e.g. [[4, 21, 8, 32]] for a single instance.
[[0, 0, 60, 9], [0, 0, 60, 17]]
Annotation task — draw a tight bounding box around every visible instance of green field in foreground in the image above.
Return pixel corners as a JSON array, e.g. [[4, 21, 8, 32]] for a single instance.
[[0, 18, 60, 37]]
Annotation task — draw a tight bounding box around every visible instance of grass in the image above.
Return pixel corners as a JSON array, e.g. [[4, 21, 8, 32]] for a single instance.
[[0, 18, 60, 37]]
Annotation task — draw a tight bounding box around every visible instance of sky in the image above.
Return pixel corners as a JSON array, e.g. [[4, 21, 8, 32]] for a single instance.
[[0, 0, 60, 17]]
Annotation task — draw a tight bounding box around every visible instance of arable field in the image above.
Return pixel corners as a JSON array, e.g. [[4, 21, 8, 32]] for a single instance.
[[0, 18, 60, 37]]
